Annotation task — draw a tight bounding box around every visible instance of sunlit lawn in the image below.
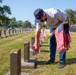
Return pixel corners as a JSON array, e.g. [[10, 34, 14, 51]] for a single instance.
[[0, 30, 76, 75], [0, 31, 35, 75]]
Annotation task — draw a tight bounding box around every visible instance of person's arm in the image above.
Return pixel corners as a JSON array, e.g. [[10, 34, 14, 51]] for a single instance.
[[35, 23, 42, 50], [35, 30, 41, 50], [48, 31, 55, 38], [62, 19, 69, 25]]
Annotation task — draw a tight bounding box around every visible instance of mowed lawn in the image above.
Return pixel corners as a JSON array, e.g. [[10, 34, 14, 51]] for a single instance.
[[0, 31, 35, 75], [0, 30, 76, 75]]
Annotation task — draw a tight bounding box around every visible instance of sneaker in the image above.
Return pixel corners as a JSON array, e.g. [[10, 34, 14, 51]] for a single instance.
[[44, 59, 55, 65], [58, 62, 65, 69]]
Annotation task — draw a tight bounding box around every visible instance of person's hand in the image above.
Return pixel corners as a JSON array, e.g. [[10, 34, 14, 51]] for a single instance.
[[47, 33, 53, 38], [46, 34, 51, 40], [62, 19, 68, 25], [47, 35, 50, 39], [34, 42, 39, 51], [32, 42, 40, 55]]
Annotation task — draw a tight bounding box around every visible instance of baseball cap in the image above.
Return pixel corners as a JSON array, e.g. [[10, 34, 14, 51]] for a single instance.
[[34, 8, 44, 23]]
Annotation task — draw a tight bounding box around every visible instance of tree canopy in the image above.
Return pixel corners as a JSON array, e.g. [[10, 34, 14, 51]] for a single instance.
[[65, 9, 76, 25], [0, 0, 11, 26], [0, 0, 76, 27], [0, 0, 32, 28]]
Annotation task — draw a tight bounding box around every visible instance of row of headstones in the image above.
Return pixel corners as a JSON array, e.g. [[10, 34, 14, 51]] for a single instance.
[[70, 25, 76, 32], [6, 36, 36, 75], [0, 28, 34, 38]]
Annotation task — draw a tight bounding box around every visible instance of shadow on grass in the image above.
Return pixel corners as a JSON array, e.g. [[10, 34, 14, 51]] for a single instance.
[[66, 58, 76, 65], [42, 41, 48, 43], [41, 50, 50, 53], [37, 58, 76, 65], [37, 60, 59, 65], [41, 44, 49, 47]]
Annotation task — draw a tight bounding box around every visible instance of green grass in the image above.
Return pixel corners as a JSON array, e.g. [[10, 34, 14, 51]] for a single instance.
[[0, 30, 76, 75], [0, 31, 35, 75]]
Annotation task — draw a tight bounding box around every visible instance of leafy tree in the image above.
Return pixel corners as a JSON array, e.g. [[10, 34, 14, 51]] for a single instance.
[[23, 20, 32, 28], [17, 20, 23, 27], [9, 17, 17, 28], [0, 0, 3, 3], [0, 0, 11, 26], [0, 15, 10, 26], [42, 24, 46, 28], [65, 9, 76, 25], [1, 5, 11, 15]]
